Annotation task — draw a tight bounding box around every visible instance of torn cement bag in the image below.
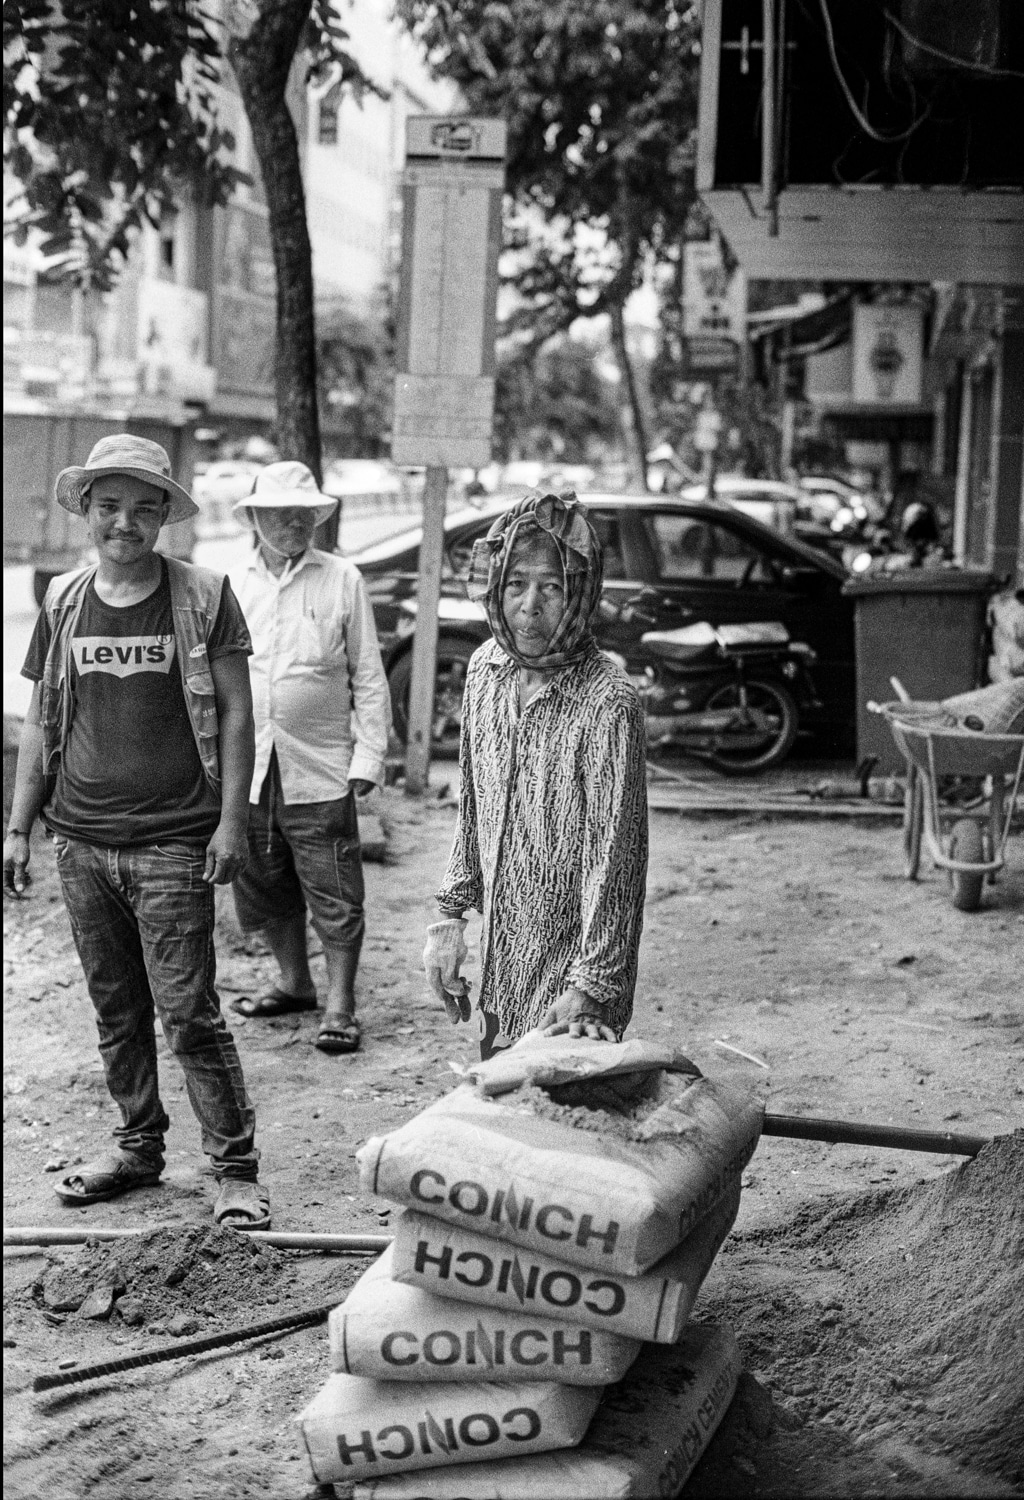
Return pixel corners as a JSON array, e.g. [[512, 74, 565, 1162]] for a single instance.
[[357, 1071, 761, 1276], [389, 1181, 739, 1346], [351, 1322, 740, 1500], [330, 1245, 640, 1384], [297, 1374, 601, 1484], [463, 1033, 700, 1098]]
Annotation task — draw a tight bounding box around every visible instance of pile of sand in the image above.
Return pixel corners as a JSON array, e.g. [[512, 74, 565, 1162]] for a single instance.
[[20, 1226, 360, 1331], [717, 1130, 1024, 1484]]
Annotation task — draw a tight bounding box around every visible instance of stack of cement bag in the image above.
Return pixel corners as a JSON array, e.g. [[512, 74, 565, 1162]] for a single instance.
[[297, 1033, 764, 1499]]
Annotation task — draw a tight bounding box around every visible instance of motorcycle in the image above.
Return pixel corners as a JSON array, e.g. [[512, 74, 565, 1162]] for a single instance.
[[607, 614, 820, 775]]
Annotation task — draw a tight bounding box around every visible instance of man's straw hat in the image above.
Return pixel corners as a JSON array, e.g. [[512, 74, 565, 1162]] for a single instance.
[[55, 434, 198, 524]]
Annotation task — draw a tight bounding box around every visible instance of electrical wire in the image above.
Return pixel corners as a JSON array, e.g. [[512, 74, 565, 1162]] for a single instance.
[[881, 6, 1024, 82], [817, 0, 929, 142]]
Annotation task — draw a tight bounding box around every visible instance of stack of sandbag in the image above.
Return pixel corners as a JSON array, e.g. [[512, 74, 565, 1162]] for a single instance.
[[297, 1034, 763, 1498]]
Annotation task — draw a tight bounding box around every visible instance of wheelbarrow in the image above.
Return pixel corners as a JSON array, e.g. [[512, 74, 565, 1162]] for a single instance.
[[870, 688, 1024, 911]]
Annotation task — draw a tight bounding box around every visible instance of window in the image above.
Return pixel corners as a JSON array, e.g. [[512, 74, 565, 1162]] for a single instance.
[[646, 515, 774, 584], [587, 510, 628, 580]]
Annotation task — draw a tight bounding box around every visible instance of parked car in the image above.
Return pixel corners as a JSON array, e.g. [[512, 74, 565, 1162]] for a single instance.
[[798, 473, 885, 527], [348, 493, 856, 756], [322, 459, 403, 502], [678, 476, 843, 560], [192, 459, 265, 533]]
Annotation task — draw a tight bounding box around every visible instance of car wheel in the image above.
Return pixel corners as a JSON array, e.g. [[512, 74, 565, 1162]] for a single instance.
[[388, 638, 477, 756]]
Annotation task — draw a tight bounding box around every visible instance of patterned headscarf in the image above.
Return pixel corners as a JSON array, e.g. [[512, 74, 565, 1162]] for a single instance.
[[466, 490, 604, 670]]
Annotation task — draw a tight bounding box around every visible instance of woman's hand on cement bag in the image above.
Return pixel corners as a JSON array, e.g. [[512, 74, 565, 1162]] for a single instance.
[[541, 986, 617, 1042], [423, 918, 472, 1024]]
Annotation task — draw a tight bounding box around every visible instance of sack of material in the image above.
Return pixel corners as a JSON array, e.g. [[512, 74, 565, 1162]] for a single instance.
[[350, 1322, 740, 1499], [357, 1070, 761, 1277], [330, 1246, 640, 1384], [390, 1182, 739, 1345], [297, 1373, 602, 1484], [463, 1033, 700, 1098]]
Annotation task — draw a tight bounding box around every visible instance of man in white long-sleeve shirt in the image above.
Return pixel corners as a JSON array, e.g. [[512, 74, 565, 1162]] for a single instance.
[[228, 462, 391, 1054]]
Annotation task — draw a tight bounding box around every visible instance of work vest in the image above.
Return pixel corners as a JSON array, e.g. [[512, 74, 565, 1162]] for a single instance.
[[39, 556, 226, 792]]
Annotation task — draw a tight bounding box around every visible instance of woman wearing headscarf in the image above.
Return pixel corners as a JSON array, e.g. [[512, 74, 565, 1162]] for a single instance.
[[422, 490, 649, 1059]]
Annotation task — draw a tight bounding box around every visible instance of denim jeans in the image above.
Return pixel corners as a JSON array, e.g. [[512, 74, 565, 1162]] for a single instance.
[[54, 835, 259, 1180]]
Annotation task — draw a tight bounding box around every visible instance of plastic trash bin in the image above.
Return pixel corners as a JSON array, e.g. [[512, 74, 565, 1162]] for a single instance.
[[842, 569, 994, 773]]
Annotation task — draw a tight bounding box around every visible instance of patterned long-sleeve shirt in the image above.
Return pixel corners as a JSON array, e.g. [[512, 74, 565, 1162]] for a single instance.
[[437, 638, 649, 1040]]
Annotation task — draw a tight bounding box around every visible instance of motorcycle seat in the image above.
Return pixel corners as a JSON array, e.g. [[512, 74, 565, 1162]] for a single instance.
[[641, 621, 719, 662], [640, 619, 791, 662], [716, 620, 791, 649]]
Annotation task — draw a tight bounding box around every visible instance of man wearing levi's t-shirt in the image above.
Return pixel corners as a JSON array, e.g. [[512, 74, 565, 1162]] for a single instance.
[[2, 433, 270, 1233]]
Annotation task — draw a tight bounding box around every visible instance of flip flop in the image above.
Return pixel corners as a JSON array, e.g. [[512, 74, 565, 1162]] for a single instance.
[[315, 1017, 361, 1055], [229, 989, 318, 1019], [213, 1178, 272, 1232], [54, 1151, 162, 1206]]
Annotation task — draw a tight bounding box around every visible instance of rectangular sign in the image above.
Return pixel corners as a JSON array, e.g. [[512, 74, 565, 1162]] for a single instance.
[[392, 375, 496, 469], [683, 235, 746, 343], [393, 116, 506, 469], [682, 337, 739, 375], [852, 303, 924, 405], [405, 115, 507, 162]]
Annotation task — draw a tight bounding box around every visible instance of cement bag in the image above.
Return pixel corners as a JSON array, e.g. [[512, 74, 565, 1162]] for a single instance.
[[297, 1374, 601, 1484], [357, 1065, 761, 1277], [941, 681, 1024, 734], [463, 1033, 700, 1098], [351, 1322, 740, 1500], [390, 1181, 739, 1345], [330, 1245, 640, 1384]]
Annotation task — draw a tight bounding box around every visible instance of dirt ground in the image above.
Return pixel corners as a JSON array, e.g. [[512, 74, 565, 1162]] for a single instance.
[[3, 780, 1023, 1500]]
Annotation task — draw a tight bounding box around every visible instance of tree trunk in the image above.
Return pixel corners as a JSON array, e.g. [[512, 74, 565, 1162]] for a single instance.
[[610, 300, 650, 491], [229, 2, 332, 539]]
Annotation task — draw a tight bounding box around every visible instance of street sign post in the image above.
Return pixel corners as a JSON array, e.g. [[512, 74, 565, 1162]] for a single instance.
[[393, 115, 506, 794]]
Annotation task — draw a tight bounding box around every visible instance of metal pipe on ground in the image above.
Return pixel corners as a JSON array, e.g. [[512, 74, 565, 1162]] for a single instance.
[[32, 1304, 335, 1394], [3, 1228, 392, 1251], [761, 1115, 989, 1157]]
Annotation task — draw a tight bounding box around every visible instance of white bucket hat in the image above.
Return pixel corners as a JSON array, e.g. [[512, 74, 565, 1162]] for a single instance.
[[55, 434, 198, 524], [233, 461, 338, 526]]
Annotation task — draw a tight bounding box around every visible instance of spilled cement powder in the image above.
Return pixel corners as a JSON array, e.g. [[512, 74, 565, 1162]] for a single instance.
[[501, 1069, 699, 1141]]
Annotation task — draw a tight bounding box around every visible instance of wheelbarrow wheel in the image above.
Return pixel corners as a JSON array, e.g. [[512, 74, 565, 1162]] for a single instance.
[[902, 766, 923, 880], [948, 819, 985, 912]]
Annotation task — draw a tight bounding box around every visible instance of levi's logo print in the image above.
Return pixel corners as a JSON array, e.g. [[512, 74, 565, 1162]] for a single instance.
[[72, 635, 176, 677]]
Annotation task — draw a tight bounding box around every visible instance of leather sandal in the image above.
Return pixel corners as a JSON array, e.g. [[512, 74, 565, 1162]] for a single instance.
[[229, 989, 317, 1019], [315, 1016, 361, 1054], [54, 1151, 162, 1206], [213, 1179, 271, 1232]]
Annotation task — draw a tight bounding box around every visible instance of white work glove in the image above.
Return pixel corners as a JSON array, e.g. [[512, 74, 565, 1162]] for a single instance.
[[423, 918, 472, 1024]]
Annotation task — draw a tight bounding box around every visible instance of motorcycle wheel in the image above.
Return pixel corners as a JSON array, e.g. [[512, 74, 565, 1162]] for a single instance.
[[702, 678, 799, 776]]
